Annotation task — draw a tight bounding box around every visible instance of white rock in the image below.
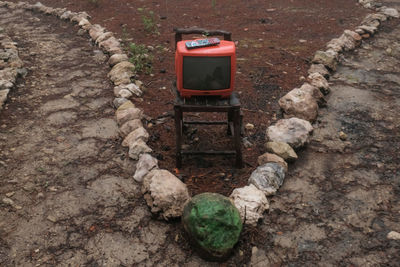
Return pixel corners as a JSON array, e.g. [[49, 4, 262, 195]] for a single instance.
[[133, 153, 158, 183], [115, 83, 143, 97], [122, 127, 149, 147], [387, 231, 400, 240], [248, 163, 286, 196], [307, 73, 330, 95], [358, 25, 377, 34], [380, 7, 399, 18], [60, 11, 74, 20], [245, 123, 255, 130], [115, 88, 133, 99], [312, 50, 338, 71], [266, 118, 313, 149], [230, 184, 269, 226], [278, 87, 318, 122], [298, 83, 325, 105], [308, 64, 330, 79], [116, 107, 143, 125], [120, 119, 143, 137], [142, 169, 190, 220], [128, 139, 152, 160], [89, 24, 105, 41], [78, 18, 91, 30], [99, 37, 123, 54], [108, 54, 129, 67], [95, 32, 114, 44], [108, 61, 135, 86]]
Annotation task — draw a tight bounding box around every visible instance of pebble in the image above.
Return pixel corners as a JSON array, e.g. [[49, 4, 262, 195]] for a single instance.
[[5, 191, 15, 197], [339, 131, 347, 141], [47, 215, 57, 223], [245, 123, 255, 130], [387, 231, 400, 240]]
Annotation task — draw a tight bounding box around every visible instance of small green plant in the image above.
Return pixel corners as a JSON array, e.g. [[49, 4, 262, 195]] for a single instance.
[[137, 7, 159, 35], [127, 42, 153, 75]]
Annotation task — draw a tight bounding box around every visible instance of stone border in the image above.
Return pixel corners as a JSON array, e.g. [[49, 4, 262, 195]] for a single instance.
[[1, 0, 398, 225], [0, 26, 25, 110]]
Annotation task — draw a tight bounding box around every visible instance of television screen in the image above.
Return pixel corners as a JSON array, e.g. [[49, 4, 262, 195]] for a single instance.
[[183, 56, 231, 90]]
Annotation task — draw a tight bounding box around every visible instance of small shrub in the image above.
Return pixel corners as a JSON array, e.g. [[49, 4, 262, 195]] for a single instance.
[[127, 43, 153, 75], [137, 7, 159, 35]]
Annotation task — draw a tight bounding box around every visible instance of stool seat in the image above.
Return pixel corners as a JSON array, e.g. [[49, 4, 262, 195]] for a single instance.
[[172, 86, 243, 168]]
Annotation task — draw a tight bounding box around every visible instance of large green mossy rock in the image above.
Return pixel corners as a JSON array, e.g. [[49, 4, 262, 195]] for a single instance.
[[182, 193, 243, 261]]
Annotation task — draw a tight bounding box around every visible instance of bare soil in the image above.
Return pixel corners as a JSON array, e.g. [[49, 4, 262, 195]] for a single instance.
[[22, 0, 369, 196]]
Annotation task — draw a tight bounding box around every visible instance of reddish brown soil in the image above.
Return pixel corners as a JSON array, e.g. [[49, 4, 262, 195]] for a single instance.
[[23, 0, 369, 196]]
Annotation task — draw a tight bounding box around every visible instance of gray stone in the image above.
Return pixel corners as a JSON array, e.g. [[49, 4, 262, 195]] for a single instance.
[[108, 54, 129, 67], [116, 100, 135, 111], [265, 141, 298, 161], [120, 119, 143, 137], [230, 184, 269, 226], [113, 97, 129, 108], [248, 163, 286, 196], [298, 83, 326, 106], [60, 11, 74, 20], [108, 61, 135, 86], [312, 50, 338, 71], [357, 25, 377, 34], [122, 127, 149, 147], [307, 73, 330, 95], [116, 107, 143, 125], [142, 169, 190, 220], [308, 64, 330, 79], [114, 88, 133, 99], [116, 83, 143, 97], [0, 80, 13, 90], [78, 18, 91, 30], [278, 87, 318, 122], [380, 7, 399, 18], [46, 111, 77, 126], [133, 153, 158, 183], [128, 139, 152, 160], [257, 152, 288, 172], [266, 118, 313, 149]]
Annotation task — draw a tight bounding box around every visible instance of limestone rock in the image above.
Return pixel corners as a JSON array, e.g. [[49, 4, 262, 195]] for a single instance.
[[120, 119, 143, 137], [230, 184, 269, 226], [116, 107, 143, 125], [362, 14, 387, 25], [380, 7, 399, 18], [266, 118, 313, 149], [108, 61, 135, 86], [142, 169, 190, 220], [0, 89, 9, 109], [278, 87, 318, 122], [357, 25, 377, 34], [89, 24, 105, 41], [114, 88, 133, 99], [116, 100, 135, 112], [299, 83, 326, 106], [113, 97, 128, 108], [60, 11, 75, 20], [0, 80, 13, 90], [344, 30, 362, 42], [133, 153, 158, 183], [99, 37, 123, 54], [387, 231, 400, 240], [95, 32, 114, 44], [78, 18, 91, 30], [182, 193, 242, 260], [115, 83, 143, 97], [265, 142, 298, 161], [308, 64, 330, 79], [257, 152, 288, 172], [122, 127, 149, 147], [312, 50, 338, 71], [248, 163, 286, 196], [108, 53, 129, 67], [128, 139, 152, 160], [307, 73, 330, 95]]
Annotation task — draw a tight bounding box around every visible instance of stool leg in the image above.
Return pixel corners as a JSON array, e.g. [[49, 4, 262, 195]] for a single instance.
[[233, 107, 243, 168], [174, 106, 183, 168]]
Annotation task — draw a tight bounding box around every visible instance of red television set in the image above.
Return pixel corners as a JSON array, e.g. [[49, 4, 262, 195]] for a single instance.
[[174, 28, 236, 98]]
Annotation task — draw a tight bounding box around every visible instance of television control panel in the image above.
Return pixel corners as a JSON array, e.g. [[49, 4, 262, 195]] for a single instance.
[[185, 38, 220, 49]]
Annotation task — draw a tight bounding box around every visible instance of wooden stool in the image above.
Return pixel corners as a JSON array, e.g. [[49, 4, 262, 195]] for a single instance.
[[173, 88, 243, 168]]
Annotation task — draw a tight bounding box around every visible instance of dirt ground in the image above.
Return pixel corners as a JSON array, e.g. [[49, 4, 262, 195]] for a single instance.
[[22, 0, 370, 196], [2, 1, 399, 266]]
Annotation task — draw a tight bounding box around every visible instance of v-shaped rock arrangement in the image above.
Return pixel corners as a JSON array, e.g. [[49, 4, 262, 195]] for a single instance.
[[1, 0, 398, 229]]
